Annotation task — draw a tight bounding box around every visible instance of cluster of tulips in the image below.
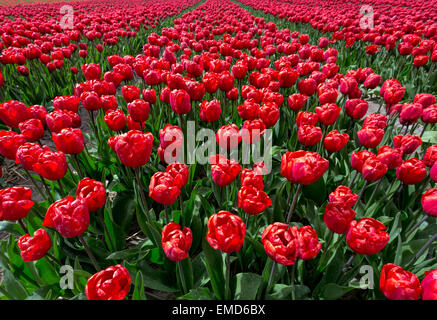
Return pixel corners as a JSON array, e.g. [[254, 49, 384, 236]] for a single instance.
[[0, 0, 436, 301]]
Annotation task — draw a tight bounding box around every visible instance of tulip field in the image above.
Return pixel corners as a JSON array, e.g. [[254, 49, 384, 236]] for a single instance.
[[0, 0, 437, 302]]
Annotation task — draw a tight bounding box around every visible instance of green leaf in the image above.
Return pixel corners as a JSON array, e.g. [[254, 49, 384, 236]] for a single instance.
[[234, 273, 263, 300], [179, 287, 215, 300], [202, 239, 225, 300], [132, 271, 146, 300], [321, 283, 355, 300], [1, 268, 28, 300], [266, 284, 310, 300]]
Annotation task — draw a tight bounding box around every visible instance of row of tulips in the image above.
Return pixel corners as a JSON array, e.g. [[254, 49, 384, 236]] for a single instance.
[[0, 0, 436, 300]]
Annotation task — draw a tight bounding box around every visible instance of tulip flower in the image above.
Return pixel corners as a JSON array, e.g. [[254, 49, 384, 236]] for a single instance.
[[421, 270, 437, 300], [238, 185, 272, 215], [396, 158, 427, 185], [148, 172, 181, 206], [209, 154, 242, 187], [18, 229, 51, 262], [0, 131, 27, 160], [127, 99, 150, 123], [85, 265, 131, 300], [0, 100, 31, 128], [52, 128, 84, 155], [0, 187, 34, 221], [206, 211, 246, 253], [19, 119, 45, 142], [323, 203, 356, 234], [108, 130, 154, 168], [261, 222, 298, 265], [380, 264, 422, 300], [280, 150, 329, 185], [421, 189, 437, 217], [323, 130, 349, 153], [162, 222, 192, 261], [346, 218, 389, 255], [76, 178, 107, 212], [199, 99, 221, 123], [104, 109, 126, 132], [296, 226, 322, 260], [328, 186, 358, 208]]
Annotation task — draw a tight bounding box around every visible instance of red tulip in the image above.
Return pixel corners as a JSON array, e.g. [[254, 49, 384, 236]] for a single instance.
[[422, 104, 437, 123], [261, 222, 298, 265], [351, 150, 375, 173], [76, 178, 106, 212], [296, 111, 318, 127], [18, 229, 51, 262], [216, 124, 241, 150], [0, 100, 31, 128], [345, 99, 369, 119], [199, 99, 221, 123], [121, 85, 141, 103], [44, 196, 89, 238], [0, 187, 34, 221], [169, 89, 191, 114], [296, 225, 322, 260], [258, 102, 279, 128], [393, 135, 422, 155], [396, 158, 427, 185], [81, 63, 101, 81], [19, 119, 45, 142], [298, 125, 323, 147], [280, 150, 329, 185], [380, 264, 422, 300], [323, 130, 349, 153], [53, 96, 80, 113], [421, 188, 437, 217], [209, 154, 242, 187], [166, 163, 189, 189], [328, 186, 358, 208], [149, 172, 181, 206], [238, 99, 259, 120], [346, 218, 389, 255], [362, 158, 388, 182], [162, 222, 193, 261], [323, 203, 356, 234], [315, 103, 341, 126], [241, 119, 266, 144], [33, 149, 67, 181], [357, 125, 385, 149], [399, 103, 423, 125], [240, 168, 264, 189], [85, 265, 131, 300], [52, 128, 84, 155], [0, 131, 27, 160], [206, 211, 246, 253], [104, 110, 126, 132], [376, 146, 403, 169], [288, 93, 308, 111], [421, 269, 437, 300], [127, 99, 150, 123], [108, 130, 154, 168], [238, 185, 272, 215]]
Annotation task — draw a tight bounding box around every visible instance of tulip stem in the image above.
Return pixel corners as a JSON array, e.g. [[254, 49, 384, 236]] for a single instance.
[[72, 154, 85, 179], [406, 233, 437, 268], [23, 169, 48, 202], [177, 261, 188, 295], [405, 215, 428, 238], [57, 180, 66, 197], [365, 179, 383, 212], [134, 167, 152, 222], [18, 219, 28, 234], [164, 205, 170, 224], [290, 263, 296, 300], [39, 175, 55, 202], [78, 235, 101, 271], [348, 171, 358, 189], [286, 184, 302, 223], [419, 123, 428, 138], [265, 262, 277, 297], [355, 180, 368, 208], [46, 253, 63, 266], [225, 253, 231, 300]]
